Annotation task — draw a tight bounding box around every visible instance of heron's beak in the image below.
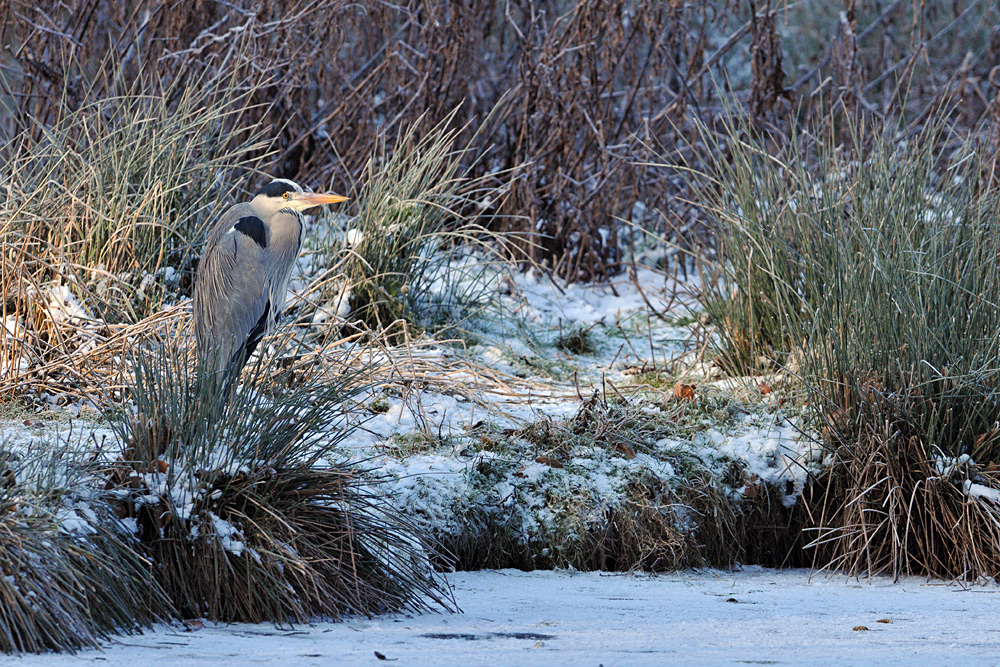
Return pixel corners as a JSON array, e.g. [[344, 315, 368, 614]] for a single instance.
[[290, 192, 349, 211]]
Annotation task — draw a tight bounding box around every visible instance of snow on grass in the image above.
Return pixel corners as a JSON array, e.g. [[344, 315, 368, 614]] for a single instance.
[[1, 416, 117, 460], [8, 255, 992, 655], [1, 266, 819, 566], [45, 284, 97, 324], [474, 265, 699, 383]]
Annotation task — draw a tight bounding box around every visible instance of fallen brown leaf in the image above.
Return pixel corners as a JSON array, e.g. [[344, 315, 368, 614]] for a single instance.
[[673, 382, 695, 401], [615, 442, 637, 459], [535, 456, 564, 469]]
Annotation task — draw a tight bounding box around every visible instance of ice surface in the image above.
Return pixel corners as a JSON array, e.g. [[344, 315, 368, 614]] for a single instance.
[[15, 568, 1000, 665]]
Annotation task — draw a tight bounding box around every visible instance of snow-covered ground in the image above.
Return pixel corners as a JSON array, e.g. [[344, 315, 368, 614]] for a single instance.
[[18, 567, 1000, 666], [2, 264, 816, 570], [1, 262, 920, 662]]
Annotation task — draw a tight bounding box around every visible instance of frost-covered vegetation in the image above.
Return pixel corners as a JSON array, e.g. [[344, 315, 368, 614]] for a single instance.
[[3, 0, 1000, 655], [692, 117, 1000, 580]]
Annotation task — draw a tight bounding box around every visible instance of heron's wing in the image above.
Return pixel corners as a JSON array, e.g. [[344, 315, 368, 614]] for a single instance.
[[193, 209, 271, 369]]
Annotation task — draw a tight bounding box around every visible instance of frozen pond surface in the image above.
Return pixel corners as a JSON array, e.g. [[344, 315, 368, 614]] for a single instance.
[[22, 567, 1000, 666]]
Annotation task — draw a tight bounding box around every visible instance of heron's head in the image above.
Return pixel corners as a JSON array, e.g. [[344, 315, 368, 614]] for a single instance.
[[251, 179, 348, 216]]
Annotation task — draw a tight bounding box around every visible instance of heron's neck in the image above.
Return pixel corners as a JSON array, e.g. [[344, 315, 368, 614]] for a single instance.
[[269, 208, 304, 259]]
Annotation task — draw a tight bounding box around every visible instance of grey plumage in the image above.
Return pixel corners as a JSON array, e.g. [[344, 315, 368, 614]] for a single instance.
[[193, 179, 347, 380]]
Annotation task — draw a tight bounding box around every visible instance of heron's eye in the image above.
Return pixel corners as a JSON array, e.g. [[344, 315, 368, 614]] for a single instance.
[[282, 192, 289, 199]]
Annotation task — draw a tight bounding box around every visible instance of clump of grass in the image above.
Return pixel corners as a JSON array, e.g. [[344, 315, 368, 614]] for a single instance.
[[369, 394, 391, 414], [379, 431, 452, 460], [108, 336, 453, 622], [328, 111, 510, 340], [515, 388, 763, 461], [0, 447, 170, 653], [693, 113, 1000, 578], [629, 369, 673, 390], [426, 447, 720, 572], [514, 394, 648, 461], [1, 60, 270, 324], [0, 55, 270, 403], [0, 398, 37, 421], [555, 323, 598, 355], [680, 456, 816, 569]]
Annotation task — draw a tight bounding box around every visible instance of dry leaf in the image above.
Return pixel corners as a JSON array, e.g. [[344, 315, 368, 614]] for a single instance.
[[535, 456, 564, 469], [672, 382, 695, 401], [758, 382, 772, 395], [615, 442, 637, 459]]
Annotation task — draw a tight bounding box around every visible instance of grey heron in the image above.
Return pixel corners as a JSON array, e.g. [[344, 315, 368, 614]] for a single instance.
[[192, 178, 347, 381]]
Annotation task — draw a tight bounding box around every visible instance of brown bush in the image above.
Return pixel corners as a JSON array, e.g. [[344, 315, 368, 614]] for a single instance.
[[5, 1, 997, 283], [1, 0, 727, 283]]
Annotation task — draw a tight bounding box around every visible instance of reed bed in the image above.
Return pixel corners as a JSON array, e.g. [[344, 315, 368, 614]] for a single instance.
[[691, 113, 1000, 579]]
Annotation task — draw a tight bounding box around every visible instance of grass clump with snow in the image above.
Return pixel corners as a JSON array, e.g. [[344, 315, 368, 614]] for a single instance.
[[106, 338, 453, 623], [325, 112, 510, 341], [0, 445, 170, 653], [696, 116, 1000, 579]]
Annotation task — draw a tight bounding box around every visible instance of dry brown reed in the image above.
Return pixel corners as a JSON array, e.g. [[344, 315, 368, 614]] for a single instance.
[[4, 1, 997, 286], [806, 434, 1000, 581]]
